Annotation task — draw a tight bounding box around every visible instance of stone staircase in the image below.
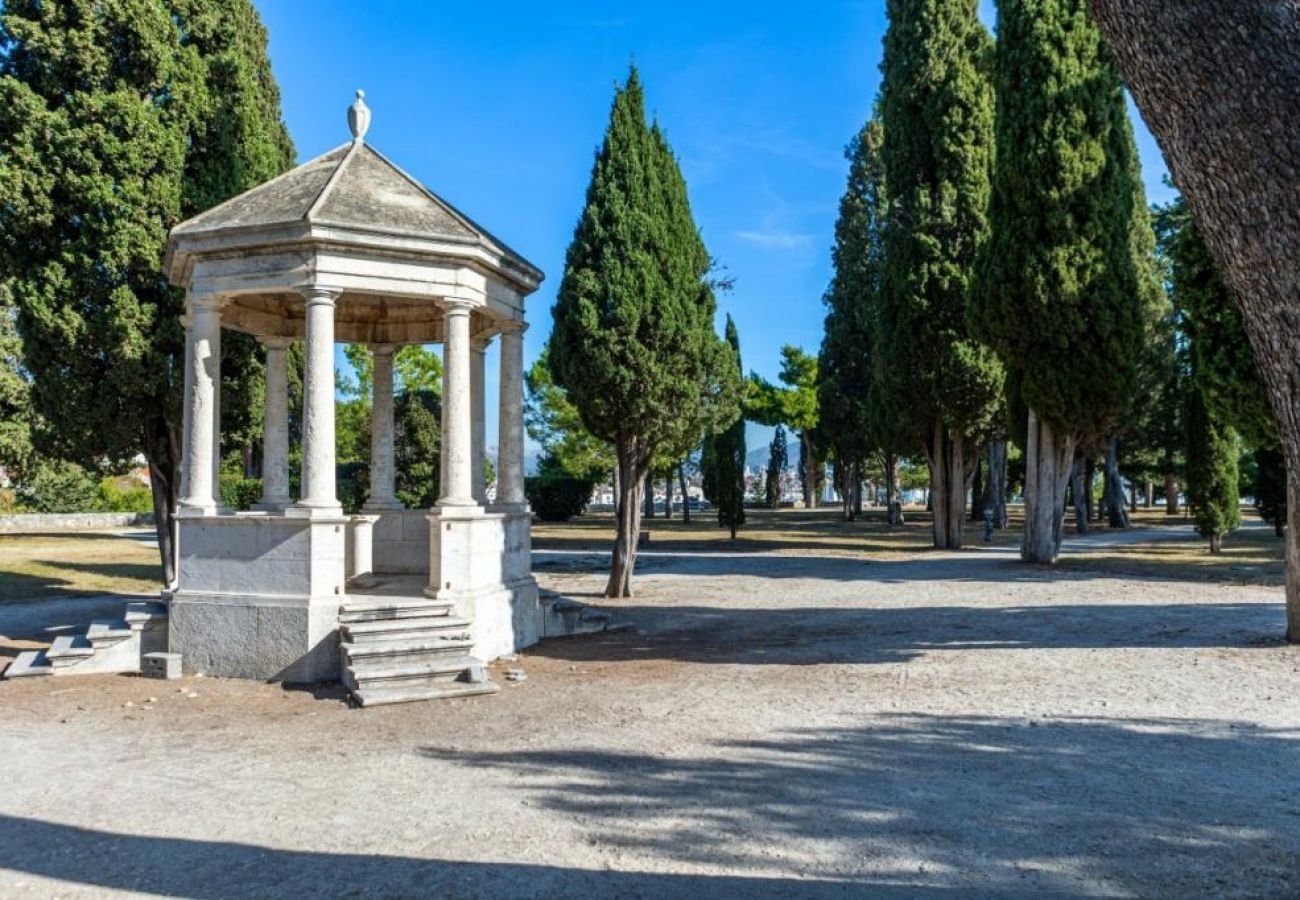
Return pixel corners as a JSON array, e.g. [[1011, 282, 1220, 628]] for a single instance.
[[338, 595, 498, 707], [5, 601, 168, 679]]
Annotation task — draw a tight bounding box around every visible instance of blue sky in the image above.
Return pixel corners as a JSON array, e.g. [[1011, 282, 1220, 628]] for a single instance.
[[259, 0, 1175, 458]]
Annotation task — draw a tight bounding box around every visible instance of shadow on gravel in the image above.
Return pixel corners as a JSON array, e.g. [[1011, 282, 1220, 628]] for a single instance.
[[419, 714, 1300, 896]]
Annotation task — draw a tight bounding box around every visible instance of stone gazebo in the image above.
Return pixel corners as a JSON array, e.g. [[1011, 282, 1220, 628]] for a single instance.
[[163, 94, 543, 702]]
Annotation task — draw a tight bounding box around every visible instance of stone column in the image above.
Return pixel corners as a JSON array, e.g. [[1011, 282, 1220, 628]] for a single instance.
[[291, 287, 341, 516], [497, 320, 528, 508], [470, 335, 491, 504], [365, 344, 402, 510], [438, 298, 476, 507], [254, 336, 293, 511], [179, 297, 222, 515]]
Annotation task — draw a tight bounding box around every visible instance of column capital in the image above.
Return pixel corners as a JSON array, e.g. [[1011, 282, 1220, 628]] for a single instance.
[[297, 285, 342, 306], [497, 319, 528, 336], [369, 342, 398, 356], [257, 335, 295, 350], [471, 333, 494, 352], [437, 296, 475, 314]]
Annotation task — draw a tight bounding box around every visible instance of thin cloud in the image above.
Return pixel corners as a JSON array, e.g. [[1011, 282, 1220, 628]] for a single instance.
[[733, 229, 815, 249]]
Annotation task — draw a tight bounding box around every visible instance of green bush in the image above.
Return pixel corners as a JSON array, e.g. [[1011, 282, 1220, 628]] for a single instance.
[[525, 475, 594, 522], [337, 461, 368, 514], [219, 474, 263, 511], [96, 477, 153, 513], [18, 459, 99, 512]]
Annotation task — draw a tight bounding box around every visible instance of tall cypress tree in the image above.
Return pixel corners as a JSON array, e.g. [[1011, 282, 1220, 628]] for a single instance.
[[973, 0, 1145, 563], [1185, 387, 1240, 553], [550, 69, 739, 598], [819, 117, 886, 518], [766, 425, 788, 509], [876, 0, 1001, 549], [713, 315, 746, 539], [0, 0, 293, 583]]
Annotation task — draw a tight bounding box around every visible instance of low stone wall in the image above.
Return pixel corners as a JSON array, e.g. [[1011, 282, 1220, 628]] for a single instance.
[[0, 512, 155, 534]]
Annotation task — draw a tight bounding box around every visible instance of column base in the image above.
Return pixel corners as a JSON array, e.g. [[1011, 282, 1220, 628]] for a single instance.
[[178, 503, 233, 518], [251, 498, 292, 513], [285, 502, 345, 519]]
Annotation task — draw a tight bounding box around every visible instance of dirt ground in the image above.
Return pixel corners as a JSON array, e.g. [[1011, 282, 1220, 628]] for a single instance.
[[0, 515, 1297, 897]]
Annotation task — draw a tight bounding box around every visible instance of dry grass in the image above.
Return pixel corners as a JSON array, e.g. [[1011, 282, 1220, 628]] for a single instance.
[[0, 531, 161, 602]]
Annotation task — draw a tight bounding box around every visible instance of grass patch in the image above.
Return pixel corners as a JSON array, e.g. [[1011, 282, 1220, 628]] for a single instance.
[[0, 531, 161, 602]]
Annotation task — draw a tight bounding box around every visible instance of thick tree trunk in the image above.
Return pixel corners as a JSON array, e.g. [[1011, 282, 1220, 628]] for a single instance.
[[1085, 0, 1300, 635], [797, 430, 817, 509], [1144, 480, 1154, 508], [1164, 471, 1181, 515], [926, 421, 965, 550], [143, 417, 180, 588], [678, 464, 690, 524], [643, 476, 655, 519], [1022, 408, 1076, 563], [1210, 532, 1223, 554], [607, 444, 647, 598], [664, 472, 673, 519], [984, 439, 1008, 529], [1070, 453, 1089, 535], [884, 452, 904, 526], [1103, 438, 1130, 528]]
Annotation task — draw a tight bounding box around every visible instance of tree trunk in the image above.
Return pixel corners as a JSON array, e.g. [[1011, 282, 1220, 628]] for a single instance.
[[144, 417, 180, 588], [1070, 453, 1089, 535], [800, 431, 817, 509], [1083, 458, 1097, 523], [1210, 532, 1223, 554], [984, 439, 1008, 529], [607, 444, 647, 598], [664, 472, 673, 519], [1103, 438, 1130, 528], [1164, 471, 1181, 515], [643, 476, 655, 519], [852, 470, 863, 518], [1084, 0, 1300, 636], [884, 452, 903, 526], [1022, 408, 1076, 563], [678, 464, 690, 524], [926, 421, 965, 550], [969, 455, 985, 523], [1144, 480, 1154, 508]]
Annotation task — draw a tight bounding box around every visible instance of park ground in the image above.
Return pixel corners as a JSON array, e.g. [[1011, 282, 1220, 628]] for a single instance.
[[0, 508, 1297, 897]]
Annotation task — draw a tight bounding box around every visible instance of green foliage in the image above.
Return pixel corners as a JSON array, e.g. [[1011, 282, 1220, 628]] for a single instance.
[[712, 316, 746, 537], [18, 459, 99, 513], [525, 456, 596, 522], [0, 290, 34, 481], [973, 0, 1146, 440], [765, 425, 788, 508], [0, 0, 293, 575], [526, 345, 614, 481], [747, 346, 818, 434], [393, 389, 440, 509], [549, 68, 741, 472], [217, 474, 262, 512], [1185, 388, 1240, 544], [818, 117, 886, 470], [342, 344, 443, 401], [876, 0, 1002, 446], [1251, 447, 1287, 536], [96, 477, 154, 513], [335, 462, 367, 514]]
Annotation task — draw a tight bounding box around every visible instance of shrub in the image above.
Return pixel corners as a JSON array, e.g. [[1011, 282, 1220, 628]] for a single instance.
[[525, 475, 594, 522], [18, 459, 99, 512], [96, 477, 153, 513], [337, 461, 368, 514], [218, 474, 263, 512]]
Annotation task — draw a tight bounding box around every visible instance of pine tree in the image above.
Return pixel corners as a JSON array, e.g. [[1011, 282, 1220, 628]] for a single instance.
[[0, 0, 294, 583], [766, 425, 788, 508], [549, 69, 740, 597], [819, 118, 886, 520], [713, 316, 746, 538], [973, 0, 1146, 563], [1185, 388, 1240, 553], [876, 0, 1001, 550]]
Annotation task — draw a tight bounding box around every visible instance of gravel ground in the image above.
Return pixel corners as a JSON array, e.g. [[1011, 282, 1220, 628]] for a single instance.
[[0, 525, 1297, 898]]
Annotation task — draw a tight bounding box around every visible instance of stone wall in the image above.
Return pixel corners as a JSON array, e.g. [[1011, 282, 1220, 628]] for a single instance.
[[0, 513, 155, 534]]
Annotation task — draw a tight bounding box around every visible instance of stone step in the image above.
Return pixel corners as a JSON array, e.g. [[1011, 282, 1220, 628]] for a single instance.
[[45, 634, 94, 668], [5, 650, 53, 678], [352, 681, 501, 708], [340, 615, 472, 642], [344, 654, 482, 691], [337, 596, 455, 624], [124, 601, 168, 628], [85, 620, 133, 647], [341, 634, 474, 665]]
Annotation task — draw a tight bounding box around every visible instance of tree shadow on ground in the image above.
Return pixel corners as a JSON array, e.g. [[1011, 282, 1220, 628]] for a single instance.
[[532, 598, 1286, 667], [418, 714, 1300, 895]]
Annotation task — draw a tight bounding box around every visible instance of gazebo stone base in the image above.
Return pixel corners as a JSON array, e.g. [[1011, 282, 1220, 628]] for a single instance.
[[451, 578, 541, 661]]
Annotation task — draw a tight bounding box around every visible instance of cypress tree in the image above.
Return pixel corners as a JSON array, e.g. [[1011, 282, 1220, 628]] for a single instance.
[[550, 69, 739, 598], [748, 346, 820, 508], [819, 118, 886, 519], [0, 0, 293, 583], [877, 0, 1001, 550], [766, 425, 788, 508], [713, 315, 746, 538], [1185, 388, 1240, 553], [973, 0, 1146, 563]]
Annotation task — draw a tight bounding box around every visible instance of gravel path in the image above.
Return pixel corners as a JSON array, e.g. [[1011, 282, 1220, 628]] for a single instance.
[[0, 526, 1296, 897]]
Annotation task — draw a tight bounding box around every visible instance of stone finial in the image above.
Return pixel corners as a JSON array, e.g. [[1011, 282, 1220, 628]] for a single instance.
[[348, 90, 371, 141]]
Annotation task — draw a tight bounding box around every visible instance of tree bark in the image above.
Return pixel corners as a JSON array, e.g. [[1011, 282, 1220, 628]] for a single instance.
[[884, 452, 903, 526], [1085, 0, 1300, 635], [852, 469, 863, 518], [664, 471, 674, 519], [800, 430, 818, 509], [926, 421, 966, 550], [678, 464, 690, 524], [1210, 532, 1223, 554], [1144, 480, 1154, 508], [983, 439, 1008, 529], [1022, 408, 1076, 563], [1164, 471, 1181, 515], [1103, 438, 1130, 528], [643, 475, 655, 519], [607, 443, 648, 598], [969, 455, 985, 523], [1070, 453, 1089, 535], [144, 417, 180, 588]]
